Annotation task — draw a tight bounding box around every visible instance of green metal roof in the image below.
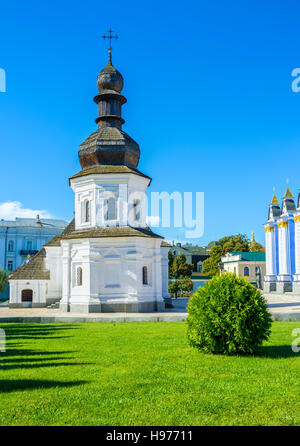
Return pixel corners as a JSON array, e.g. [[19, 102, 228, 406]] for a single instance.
[[226, 252, 265, 262]]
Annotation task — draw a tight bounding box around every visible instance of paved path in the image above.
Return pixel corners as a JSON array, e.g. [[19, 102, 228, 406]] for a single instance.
[[0, 307, 187, 323], [1, 295, 300, 322]]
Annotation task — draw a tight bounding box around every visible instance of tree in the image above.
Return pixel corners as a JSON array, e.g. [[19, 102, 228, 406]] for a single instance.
[[169, 280, 180, 299], [168, 250, 174, 271], [0, 269, 8, 294], [202, 234, 249, 276], [170, 254, 193, 279], [186, 273, 272, 354], [202, 245, 223, 276], [179, 277, 194, 296], [249, 240, 265, 252], [220, 235, 249, 254]]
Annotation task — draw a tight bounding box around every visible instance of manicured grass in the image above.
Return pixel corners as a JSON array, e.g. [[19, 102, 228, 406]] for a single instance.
[[0, 321, 300, 426]]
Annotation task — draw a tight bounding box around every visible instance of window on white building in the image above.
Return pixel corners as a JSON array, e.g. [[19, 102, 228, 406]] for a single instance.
[[133, 199, 140, 221], [142, 266, 148, 285], [77, 267, 83, 286], [82, 200, 90, 223], [105, 197, 117, 220], [244, 266, 250, 277], [7, 240, 14, 252]]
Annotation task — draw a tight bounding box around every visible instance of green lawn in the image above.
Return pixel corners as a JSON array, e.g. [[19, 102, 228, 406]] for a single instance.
[[0, 321, 300, 426]]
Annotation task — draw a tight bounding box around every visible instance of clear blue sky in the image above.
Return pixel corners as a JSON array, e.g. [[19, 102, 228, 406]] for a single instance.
[[1, 0, 300, 245]]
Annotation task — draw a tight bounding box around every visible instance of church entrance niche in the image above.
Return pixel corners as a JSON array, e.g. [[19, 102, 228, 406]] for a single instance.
[[21, 289, 33, 308]]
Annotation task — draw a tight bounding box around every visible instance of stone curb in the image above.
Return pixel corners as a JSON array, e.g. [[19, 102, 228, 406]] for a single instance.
[[0, 314, 188, 323], [271, 311, 300, 321]]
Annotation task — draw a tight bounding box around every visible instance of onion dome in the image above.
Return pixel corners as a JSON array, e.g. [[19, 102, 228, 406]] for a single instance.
[[78, 51, 140, 170], [97, 57, 124, 93]]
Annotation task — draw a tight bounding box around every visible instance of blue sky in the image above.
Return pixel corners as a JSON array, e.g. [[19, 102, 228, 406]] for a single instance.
[[1, 0, 300, 245]]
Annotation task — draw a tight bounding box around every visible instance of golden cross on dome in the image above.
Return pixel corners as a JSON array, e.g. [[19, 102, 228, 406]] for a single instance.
[[102, 29, 119, 63]]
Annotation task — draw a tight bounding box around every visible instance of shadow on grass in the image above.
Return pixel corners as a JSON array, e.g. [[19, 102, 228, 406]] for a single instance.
[[3, 349, 76, 358], [0, 379, 87, 393], [1, 323, 80, 341], [0, 348, 92, 370], [1, 362, 92, 370], [257, 345, 298, 359], [0, 324, 92, 371], [3, 356, 75, 364]]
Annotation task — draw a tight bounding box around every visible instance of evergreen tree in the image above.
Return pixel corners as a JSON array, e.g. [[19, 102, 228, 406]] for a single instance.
[[170, 254, 193, 279], [0, 269, 8, 294], [202, 234, 250, 276]]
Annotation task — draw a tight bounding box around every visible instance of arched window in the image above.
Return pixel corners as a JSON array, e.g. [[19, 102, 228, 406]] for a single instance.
[[105, 197, 117, 220], [244, 266, 250, 277], [197, 261, 203, 273], [134, 199, 140, 221], [84, 200, 90, 223], [77, 267, 83, 286], [8, 240, 14, 252], [142, 266, 148, 285]]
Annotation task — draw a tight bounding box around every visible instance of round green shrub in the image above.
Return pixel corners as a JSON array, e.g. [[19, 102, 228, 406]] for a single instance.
[[186, 273, 272, 355]]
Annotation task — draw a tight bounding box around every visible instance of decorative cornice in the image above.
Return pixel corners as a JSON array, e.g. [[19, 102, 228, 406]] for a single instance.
[[264, 226, 274, 233], [277, 221, 289, 228]]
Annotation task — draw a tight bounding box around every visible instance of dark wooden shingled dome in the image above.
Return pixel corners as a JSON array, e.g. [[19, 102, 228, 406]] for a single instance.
[[78, 57, 140, 170]]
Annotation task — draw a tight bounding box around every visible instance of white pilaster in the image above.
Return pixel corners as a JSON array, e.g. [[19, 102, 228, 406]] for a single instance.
[[60, 242, 71, 310], [264, 224, 277, 282], [293, 214, 300, 282], [277, 219, 292, 282]]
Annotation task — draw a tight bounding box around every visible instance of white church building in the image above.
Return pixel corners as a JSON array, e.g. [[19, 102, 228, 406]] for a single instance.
[[264, 186, 300, 295], [9, 47, 170, 313]]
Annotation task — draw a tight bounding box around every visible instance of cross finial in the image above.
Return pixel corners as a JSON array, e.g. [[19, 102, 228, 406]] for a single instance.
[[102, 29, 119, 64]]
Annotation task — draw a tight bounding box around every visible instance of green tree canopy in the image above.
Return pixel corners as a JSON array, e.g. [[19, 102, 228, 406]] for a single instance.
[[169, 280, 180, 299], [0, 269, 9, 294], [168, 250, 174, 271], [170, 254, 193, 279], [179, 277, 194, 295], [249, 240, 265, 252], [202, 234, 257, 276]]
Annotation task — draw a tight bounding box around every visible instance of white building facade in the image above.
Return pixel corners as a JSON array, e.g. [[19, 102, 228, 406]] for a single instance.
[[9, 50, 170, 312], [0, 216, 67, 273]]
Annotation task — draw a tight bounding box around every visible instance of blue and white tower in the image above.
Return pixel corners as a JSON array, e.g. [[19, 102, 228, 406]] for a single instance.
[[275, 187, 296, 293], [293, 192, 300, 293], [264, 194, 280, 292]]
